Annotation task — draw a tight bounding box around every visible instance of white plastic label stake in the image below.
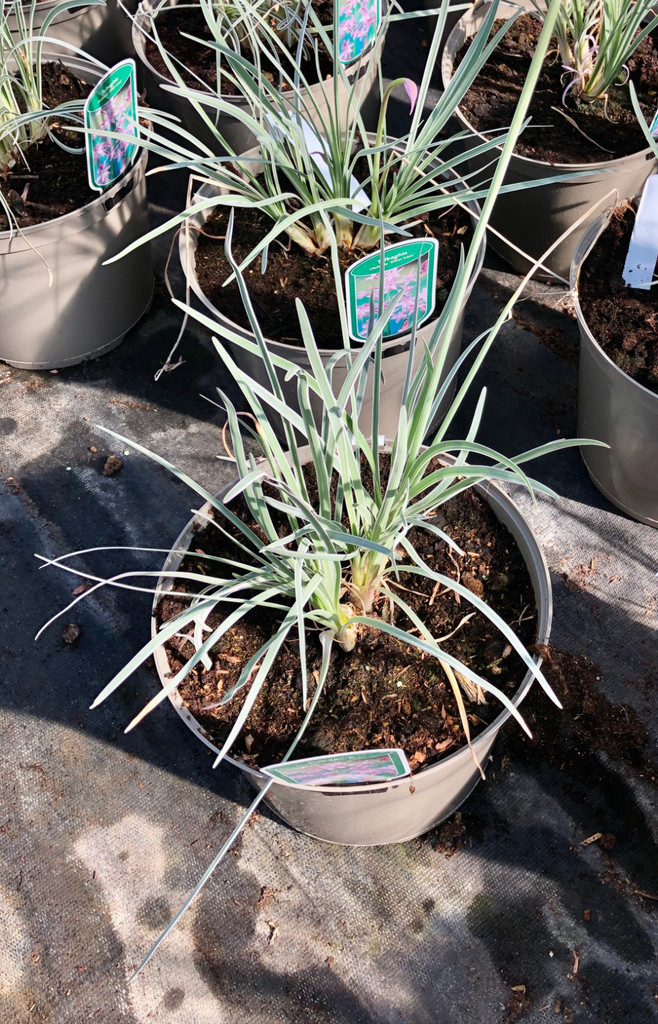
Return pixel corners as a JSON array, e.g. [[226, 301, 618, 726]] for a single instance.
[[266, 113, 369, 212], [622, 174, 658, 290], [261, 748, 410, 786]]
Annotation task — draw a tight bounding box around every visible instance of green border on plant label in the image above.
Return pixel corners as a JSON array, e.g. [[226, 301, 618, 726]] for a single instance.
[[261, 748, 411, 786], [344, 238, 439, 343], [84, 59, 139, 193]]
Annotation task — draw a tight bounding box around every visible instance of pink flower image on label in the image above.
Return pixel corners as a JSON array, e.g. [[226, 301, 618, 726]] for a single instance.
[[345, 239, 439, 343], [337, 0, 379, 65]]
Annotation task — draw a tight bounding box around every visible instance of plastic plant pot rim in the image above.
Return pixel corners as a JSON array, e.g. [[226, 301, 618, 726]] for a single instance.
[[0, 55, 148, 243], [150, 449, 553, 797], [19, 0, 96, 21], [178, 159, 486, 359], [570, 201, 658, 401], [441, 0, 655, 174], [132, 0, 384, 106]]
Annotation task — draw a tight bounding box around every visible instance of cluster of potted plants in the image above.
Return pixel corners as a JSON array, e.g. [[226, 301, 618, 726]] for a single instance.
[[15, 0, 653, 971]]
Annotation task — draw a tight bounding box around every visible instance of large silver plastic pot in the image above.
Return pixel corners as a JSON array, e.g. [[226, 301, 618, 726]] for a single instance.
[[179, 159, 485, 442], [571, 209, 658, 528], [132, 0, 384, 155], [0, 57, 153, 370], [7, 0, 138, 64], [151, 455, 552, 846], [440, 1, 658, 282]]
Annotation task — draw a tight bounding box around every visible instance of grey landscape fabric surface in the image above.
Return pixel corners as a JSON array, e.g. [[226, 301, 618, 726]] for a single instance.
[[2, 21, 658, 1024]]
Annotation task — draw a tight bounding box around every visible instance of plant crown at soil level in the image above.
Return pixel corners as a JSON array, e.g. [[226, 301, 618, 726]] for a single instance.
[[530, 0, 658, 104]]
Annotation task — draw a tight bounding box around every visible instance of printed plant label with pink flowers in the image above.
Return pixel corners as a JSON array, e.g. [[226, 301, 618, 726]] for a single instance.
[[84, 59, 139, 192], [261, 748, 410, 787], [345, 238, 439, 343], [337, 0, 381, 65]]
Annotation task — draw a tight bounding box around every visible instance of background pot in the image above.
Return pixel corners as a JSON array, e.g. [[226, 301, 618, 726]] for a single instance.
[[0, 56, 153, 370], [423, 0, 536, 57], [151, 453, 553, 846], [440, 1, 658, 282], [8, 0, 138, 65], [133, 0, 384, 155], [571, 212, 658, 528], [180, 168, 485, 442]]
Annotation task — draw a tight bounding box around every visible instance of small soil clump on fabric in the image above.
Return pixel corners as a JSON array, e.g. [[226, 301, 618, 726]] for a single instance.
[[155, 455, 539, 775], [578, 201, 658, 395], [144, 2, 333, 96], [0, 63, 95, 230], [455, 14, 658, 163], [194, 200, 473, 348]]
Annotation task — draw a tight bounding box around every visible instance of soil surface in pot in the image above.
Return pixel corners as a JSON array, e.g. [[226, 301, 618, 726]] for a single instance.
[[194, 200, 473, 348], [156, 455, 539, 775], [578, 201, 658, 395], [143, 2, 333, 97], [0, 63, 95, 230], [455, 13, 658, 163]]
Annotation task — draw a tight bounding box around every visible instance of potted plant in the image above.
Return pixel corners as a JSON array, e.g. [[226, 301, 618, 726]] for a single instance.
[[112, 0, 574, 435], [440, 0, 658, 281], [131, 0, 385, 155], [0, 1, 153, 369], [570, 98, 658, 527], [38, 224, 601, 968], [37, 0, 605, 972]]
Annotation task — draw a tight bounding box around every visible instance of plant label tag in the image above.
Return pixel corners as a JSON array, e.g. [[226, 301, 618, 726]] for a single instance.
[[337, 0, 381, 65], [261, 748, 410, 786], [622, 174, 658, 290], [345, 238, 439, 343], [84, 59, 139, 192], [650, 107, 658, 136], [266, 113, 369, 213]]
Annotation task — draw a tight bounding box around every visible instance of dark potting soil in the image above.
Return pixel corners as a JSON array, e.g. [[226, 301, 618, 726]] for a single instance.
[[0, 63, 95, 231], [455, 13, 658, 164], [144, 2, 333, 97], [578, 201, 658, 395], [194, 201, 473, 348], [156, 456, 539, 775]]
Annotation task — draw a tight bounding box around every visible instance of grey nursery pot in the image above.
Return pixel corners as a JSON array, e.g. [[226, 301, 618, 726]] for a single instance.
[[0, 57, 153, 371], [571, 212, 658, 528]]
